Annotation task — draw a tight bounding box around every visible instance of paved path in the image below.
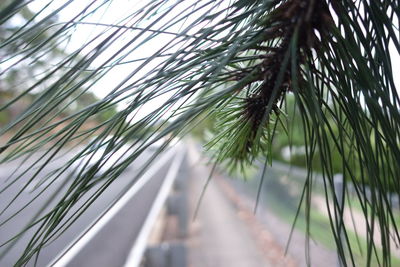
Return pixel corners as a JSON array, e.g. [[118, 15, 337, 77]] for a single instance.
[[184, 142, 340, 267], [225, 177, 337, 267], [186, 144, 271, 267]]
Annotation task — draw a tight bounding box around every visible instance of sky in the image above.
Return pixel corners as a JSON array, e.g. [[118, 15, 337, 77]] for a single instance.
[[26, 0, 400, 116], [28, 0, 194, 121]]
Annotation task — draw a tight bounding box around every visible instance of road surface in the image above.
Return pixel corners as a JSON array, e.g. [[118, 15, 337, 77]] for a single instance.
[[0, 145, 182, 266]]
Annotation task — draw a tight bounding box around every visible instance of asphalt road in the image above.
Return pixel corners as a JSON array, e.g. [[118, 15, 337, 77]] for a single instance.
[[0, 146, 179, 267]]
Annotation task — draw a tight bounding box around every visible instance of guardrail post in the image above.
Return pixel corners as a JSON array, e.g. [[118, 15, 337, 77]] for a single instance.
[[167, 156, 188, 238], [168, 243, 186, 267], [145, 246, 167, 267], [167, 194, 188, 238], [144, 243, 186, 267]]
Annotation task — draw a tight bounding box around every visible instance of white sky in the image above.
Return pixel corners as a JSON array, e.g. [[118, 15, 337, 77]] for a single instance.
[[27, 0, 400, 118], [28, 0, 198, 121]]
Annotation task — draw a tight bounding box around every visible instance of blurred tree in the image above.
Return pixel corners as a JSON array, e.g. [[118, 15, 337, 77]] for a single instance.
[[0, 1, 116, 128]]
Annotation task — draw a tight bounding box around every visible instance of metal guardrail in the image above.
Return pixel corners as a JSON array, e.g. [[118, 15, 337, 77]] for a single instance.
[[123, 149, 186, 267], [48, 147, 185, 267]]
